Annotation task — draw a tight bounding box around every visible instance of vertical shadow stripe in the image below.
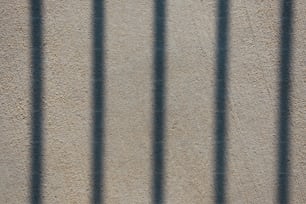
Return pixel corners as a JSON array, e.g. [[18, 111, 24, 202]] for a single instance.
[[152, 0, 167, 204], [30, 0, 44, 203], [91, 0, 105, 203], [278, 0, 293, 203], [214, 0, 229, 204]]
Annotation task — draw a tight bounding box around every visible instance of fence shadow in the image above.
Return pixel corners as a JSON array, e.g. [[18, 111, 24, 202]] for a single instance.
[[91, 0, 105, 203], [152, 0, 167, 204], [277, 0, 293, 203], [214, 0, 230, 203], [27, 1, 294, 203], [30, 0, 44, 203]]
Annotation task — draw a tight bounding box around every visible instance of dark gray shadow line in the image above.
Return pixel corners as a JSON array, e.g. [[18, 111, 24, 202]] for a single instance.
[[30, 0, 44, 203], [91, 0, 105, 203], [214, 0, 229, 204], [152, 0, 167, 204], [277, 0, 293, 203]]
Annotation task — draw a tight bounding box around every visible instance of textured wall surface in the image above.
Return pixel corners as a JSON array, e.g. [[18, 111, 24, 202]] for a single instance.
[[0, 0, 305, 203]]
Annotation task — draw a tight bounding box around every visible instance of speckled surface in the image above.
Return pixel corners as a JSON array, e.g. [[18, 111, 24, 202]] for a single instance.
[[0, 0, 305, 203]]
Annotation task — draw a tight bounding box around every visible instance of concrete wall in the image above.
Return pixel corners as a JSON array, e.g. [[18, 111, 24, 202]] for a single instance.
[[0, 0, 305, 203]]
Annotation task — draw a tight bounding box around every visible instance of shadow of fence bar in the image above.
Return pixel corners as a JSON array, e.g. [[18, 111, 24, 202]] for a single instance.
[[30, 0, 44, 203], [277, 0, 293, 203], [152, 0, 167, 204], [91, 0, 105, 203], [214, 0, 230, 203]]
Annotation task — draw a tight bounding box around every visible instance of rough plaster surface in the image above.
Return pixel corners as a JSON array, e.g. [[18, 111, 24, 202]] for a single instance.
[[0, 0, 305, 203]]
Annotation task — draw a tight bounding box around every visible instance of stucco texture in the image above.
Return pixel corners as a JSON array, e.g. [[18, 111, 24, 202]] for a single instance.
[[0, 0, 305, 203]]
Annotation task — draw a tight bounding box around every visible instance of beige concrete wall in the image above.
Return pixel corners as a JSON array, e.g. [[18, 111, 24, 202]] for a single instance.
[[0, 0, 305, 203]]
